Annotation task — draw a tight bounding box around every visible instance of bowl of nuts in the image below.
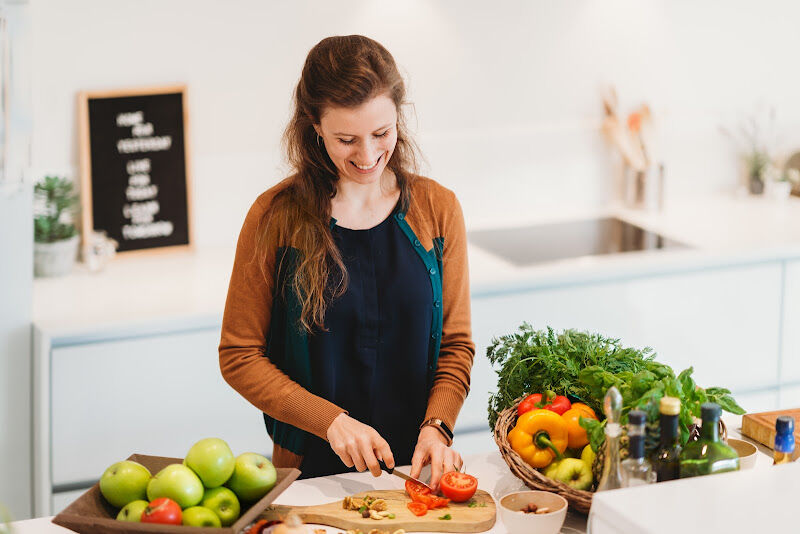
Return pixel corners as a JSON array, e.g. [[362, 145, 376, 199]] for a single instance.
[[499, 490, 567, 534]]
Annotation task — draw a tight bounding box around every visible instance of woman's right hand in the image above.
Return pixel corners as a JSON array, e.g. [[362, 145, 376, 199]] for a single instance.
[[326, 412, 395, 476]]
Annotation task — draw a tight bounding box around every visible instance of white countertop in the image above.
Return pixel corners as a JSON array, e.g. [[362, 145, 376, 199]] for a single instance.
[[10, 415, 778, 533], [33, 193, 800, 338]]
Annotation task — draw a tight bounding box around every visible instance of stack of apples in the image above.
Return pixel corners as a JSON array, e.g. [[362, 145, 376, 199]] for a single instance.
[[99, 438, 277, 527]]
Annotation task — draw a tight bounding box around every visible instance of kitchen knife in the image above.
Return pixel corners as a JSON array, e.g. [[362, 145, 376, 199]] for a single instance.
[[377, 460, 434, 492]]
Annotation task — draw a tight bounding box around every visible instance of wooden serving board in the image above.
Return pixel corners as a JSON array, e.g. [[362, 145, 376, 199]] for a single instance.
[[259, 489, 496, 533], [741, 408, 800, 460]]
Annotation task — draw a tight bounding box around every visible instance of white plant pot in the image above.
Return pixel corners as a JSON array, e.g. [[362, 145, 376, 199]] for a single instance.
[[34, 235, 79, 277], [769, 180, 793, 201]]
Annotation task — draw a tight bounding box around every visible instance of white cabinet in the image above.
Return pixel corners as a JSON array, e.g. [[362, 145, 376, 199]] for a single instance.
[[36, 325, 272, 516], [781, 260, 800, 384], [459, 263, 783, 434]]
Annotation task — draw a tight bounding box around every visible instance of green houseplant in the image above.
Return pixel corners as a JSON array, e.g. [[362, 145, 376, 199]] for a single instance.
[[33, 175, 80, 277]]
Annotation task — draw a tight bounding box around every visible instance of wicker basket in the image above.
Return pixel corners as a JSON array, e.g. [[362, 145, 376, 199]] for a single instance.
[[493, 398, 594, 514]]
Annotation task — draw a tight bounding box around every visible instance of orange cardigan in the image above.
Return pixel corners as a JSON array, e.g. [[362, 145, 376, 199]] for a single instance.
[[219, 175, 475, 468]]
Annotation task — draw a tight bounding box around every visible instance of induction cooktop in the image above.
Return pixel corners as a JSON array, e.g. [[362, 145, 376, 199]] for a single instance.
[[467, 217, 687, 267]]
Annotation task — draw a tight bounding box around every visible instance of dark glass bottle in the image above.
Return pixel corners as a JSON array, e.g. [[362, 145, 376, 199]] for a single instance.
[[651, 396, 682, 482], [773, 415, 795, 465], [679, 403, 739, 478], [621, 410, 656, 487]]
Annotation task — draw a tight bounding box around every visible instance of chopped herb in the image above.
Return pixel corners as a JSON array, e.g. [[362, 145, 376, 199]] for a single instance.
[[387, 513, 396, 519], [467, 500, 486, 508], [358, 505, 367, 514], [438, 514, 452, 520]]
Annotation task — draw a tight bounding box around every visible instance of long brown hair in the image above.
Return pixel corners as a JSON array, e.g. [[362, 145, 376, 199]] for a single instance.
[[258, 35, 419, 333]]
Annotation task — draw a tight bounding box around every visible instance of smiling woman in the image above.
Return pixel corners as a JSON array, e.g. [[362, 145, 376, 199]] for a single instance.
[[218, 35, 475, 490]]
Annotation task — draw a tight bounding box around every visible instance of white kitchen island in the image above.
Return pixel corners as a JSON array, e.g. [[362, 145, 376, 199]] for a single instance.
[[29, 193, 800, 517], [10, 416, 782, 533]]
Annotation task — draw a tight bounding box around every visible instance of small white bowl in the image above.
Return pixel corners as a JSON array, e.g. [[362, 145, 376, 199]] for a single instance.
[[726, 438, 758, 469], [499, 490, 568, 534]]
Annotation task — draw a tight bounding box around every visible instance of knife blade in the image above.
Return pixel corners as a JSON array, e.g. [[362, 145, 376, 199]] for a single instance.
[[377, 460, 434, 492]]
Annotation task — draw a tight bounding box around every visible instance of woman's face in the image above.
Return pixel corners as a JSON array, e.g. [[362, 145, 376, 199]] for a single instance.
[[315, 94, 398, 185]]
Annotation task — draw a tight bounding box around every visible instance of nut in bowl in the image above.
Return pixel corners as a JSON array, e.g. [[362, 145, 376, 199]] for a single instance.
[[499, 490, 567, 534]]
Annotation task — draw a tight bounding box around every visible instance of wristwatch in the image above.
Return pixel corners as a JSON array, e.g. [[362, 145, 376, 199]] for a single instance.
[[420, 418, 454, 446]]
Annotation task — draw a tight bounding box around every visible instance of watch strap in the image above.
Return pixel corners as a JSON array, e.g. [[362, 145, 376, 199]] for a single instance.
[[420, 418, 454, 445]]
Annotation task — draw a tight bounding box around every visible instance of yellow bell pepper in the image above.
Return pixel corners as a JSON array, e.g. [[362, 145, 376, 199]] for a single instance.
[[508, 409, 569, 468]]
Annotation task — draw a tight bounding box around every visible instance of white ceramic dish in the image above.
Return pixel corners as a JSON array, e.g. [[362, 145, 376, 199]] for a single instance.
[[499, 490, 568, 534]]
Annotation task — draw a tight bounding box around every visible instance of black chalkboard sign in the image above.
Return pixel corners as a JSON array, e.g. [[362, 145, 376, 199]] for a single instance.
[[79, 85, 192, 253]]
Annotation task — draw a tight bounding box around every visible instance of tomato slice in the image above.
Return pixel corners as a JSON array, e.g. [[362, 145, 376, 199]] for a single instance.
[[405, 479, 431, 497], [427, 496, 450, 509], [407, 502, 428, 516], [439, 472, 478, 502]]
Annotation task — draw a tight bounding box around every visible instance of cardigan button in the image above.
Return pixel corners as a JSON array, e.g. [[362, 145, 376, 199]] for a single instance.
[[434, 300, 440, 308], [414, 239, 421, 247], [429, 268, 436, 275], [431, 332, 438, 339], [397, 213, 405, 220]]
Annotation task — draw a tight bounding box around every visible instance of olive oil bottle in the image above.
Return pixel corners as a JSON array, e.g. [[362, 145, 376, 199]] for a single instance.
[[773, 415, 795, 465], [651, 396, 682, 482], [679, 403, 739, 478]]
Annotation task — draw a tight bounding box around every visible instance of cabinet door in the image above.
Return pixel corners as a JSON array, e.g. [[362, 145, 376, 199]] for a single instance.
[[465, 263, 782, 432], [50, 329, 272, 486], [781, 260, 800, 383]]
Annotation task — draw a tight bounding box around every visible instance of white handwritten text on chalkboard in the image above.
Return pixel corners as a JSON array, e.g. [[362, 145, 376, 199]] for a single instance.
[[118, 111, 174, 241]]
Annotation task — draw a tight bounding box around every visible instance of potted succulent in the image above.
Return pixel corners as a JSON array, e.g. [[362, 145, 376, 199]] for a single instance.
[[721, 107, 780, 195], [33, 175, 80, 277]]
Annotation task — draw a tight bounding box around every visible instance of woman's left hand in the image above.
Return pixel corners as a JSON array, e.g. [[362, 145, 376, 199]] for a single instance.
[[409, 425, 463, 492]]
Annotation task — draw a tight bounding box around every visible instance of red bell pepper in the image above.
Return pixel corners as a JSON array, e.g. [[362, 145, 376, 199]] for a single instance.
[[517, 391, 572, 416]]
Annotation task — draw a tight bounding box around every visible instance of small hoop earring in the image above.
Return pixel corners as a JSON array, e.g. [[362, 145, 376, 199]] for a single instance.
[[316, 133, 322, 147]]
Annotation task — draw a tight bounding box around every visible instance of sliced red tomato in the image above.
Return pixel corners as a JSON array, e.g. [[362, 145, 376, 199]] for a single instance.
[[407, 502, 428, 516], [405, 478, 449, 509], [439, 471, 478, 502], [427, 495, 450, 509], [405, 479, 431, 497]]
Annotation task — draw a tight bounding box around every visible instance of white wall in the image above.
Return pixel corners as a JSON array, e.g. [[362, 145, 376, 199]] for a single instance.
[[30, 0, 800, 247]]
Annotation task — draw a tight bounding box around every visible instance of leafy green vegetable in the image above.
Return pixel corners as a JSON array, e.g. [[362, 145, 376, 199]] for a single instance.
[[438, 514, 452, 520], [487, 324, 746, 454]]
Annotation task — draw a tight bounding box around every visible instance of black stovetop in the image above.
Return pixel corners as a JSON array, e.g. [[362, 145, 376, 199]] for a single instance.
[[468, 217, 687, 267]]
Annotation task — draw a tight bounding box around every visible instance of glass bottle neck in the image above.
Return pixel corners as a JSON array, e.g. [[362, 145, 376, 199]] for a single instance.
[[700, 418, 720, 442], [660, 413, 679, 446]]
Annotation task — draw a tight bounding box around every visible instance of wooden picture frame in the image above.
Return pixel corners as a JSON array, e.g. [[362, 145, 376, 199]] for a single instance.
[[78, 84, 193, 255]]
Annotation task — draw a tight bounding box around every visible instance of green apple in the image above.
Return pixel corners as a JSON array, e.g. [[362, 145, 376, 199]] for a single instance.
[[99, 460, 151, 508], [225, 453, 277, 502], [182, 506, 222, 527], [543, 459, 561, 479], [116, 499, 148, 521], [147, 464, 204, 509], [547, 457, 593, 490], [581, 444, 596, 468], [202, 487, 240, 526], [184, 438, 236, 488]]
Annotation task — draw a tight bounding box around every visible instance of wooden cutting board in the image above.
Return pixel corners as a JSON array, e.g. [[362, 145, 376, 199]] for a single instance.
[[259, 489, 496, 533], [741, 408, 800, 460]]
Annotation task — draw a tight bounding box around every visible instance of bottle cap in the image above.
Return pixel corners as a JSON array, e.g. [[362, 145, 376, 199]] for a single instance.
[[701, 402, 721, 421], [659, 396, 680, 416], [776, 415, 795, 434], [628, 410, 646, 425]]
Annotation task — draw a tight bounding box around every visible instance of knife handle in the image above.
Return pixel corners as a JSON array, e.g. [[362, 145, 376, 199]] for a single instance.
[[377, 459, 394, 474]]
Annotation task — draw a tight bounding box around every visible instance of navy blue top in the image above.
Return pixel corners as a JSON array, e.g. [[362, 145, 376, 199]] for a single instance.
[[298, 203, 434, 478]]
